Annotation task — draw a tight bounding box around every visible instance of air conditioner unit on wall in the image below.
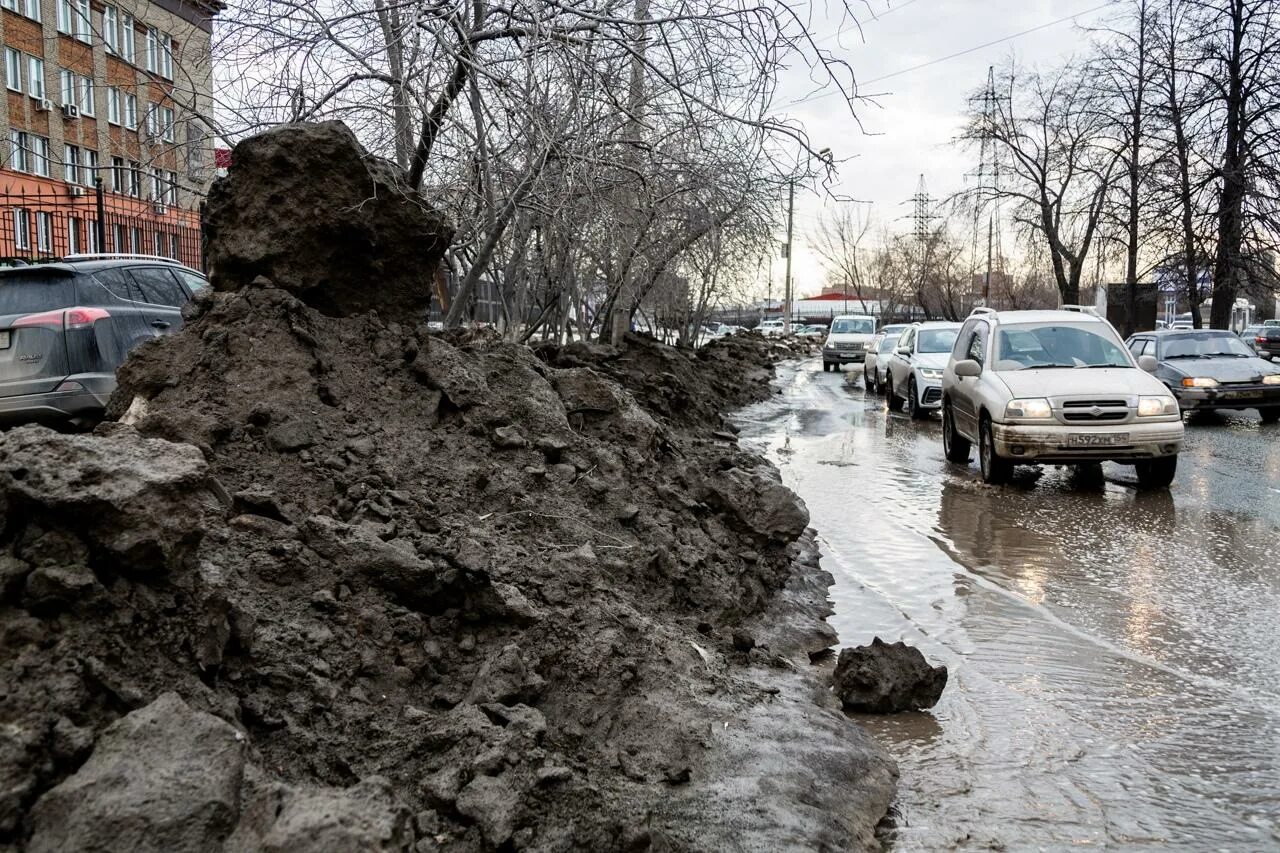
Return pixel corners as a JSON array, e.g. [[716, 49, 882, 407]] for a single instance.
[[35, 98, 53, 112], [67, 185, 85, 198], [61, 103, 80, 119], [152, 201, 167, 215]]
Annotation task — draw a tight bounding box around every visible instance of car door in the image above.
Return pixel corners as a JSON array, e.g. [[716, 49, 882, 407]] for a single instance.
[[952, 320, 988, 438], [890, 327, 915, 389], [126, 266, 188, 336]]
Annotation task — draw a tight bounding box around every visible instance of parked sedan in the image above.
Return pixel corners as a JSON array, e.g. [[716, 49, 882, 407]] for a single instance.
[[1126, 329, 1280, 422], [1247, 324, 1280, 358], [863, 323, 910, 394], [886, 321, 962, 419]]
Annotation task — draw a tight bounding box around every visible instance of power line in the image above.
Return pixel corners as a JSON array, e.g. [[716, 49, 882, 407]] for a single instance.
[[781, 0, 1112, 109]]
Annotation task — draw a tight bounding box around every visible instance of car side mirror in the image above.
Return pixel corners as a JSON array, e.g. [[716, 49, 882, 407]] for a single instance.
[[1138, 355, 1159, 372], [1261, 352, 1274, 361], [895, 345, 911, 356], [953, 359, 981, 377]]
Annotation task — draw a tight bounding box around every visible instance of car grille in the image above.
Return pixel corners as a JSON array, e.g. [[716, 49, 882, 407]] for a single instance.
[[1060, 399, 1130, 422], [834, 342, 863, 351], [922, 387, 942, 404]]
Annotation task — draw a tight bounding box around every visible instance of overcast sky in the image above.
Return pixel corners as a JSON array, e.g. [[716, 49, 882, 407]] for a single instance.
[[769, 0, 1116, 300]]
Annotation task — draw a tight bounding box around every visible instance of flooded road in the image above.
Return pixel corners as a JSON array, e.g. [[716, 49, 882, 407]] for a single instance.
[[735, 358, 1280, 850]]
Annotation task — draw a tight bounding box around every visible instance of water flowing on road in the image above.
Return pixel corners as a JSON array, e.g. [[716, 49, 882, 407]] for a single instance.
[[734, 358, 1280, 850]]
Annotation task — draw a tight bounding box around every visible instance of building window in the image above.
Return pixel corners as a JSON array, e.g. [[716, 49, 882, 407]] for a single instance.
[[112, 223, 125, 252], [128, 161, 141, 197], [150, 167, 163, 201], [79, 76, 94, 115], [4, 48, 20, 93], [12, 209, 30, 251], [1, 0, 41, 22], [87, 219, 100, 252], [9, 129, 26, 172], [68, 216, 82, 254], [161, 106, 175, 142], [165, 170, 178, 205], [170, 233, 179, 259], [154, 232, 164, 255], [144, 27, 173, 76], [35, 212, 52, 253], [103, 5, 119, 53], [25, 55, 43, 99], [57, 0, 90, 41], [121, 13, 136, 63], [29, 135, 49, 177], [124, 93, 137, 129], [129, 226, 141, 253], [111, 156, 125, 192], [107, 88, 120, 124], [64, 144, 81, 184], [84, 149, 98, 186]]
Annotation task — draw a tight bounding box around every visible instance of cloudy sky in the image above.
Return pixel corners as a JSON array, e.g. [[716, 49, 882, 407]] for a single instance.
[[770, 0, 1117, 299]]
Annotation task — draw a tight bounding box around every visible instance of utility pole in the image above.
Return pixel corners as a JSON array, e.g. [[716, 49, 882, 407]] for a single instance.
[[984, 213, 993, 301], [968, 65, 1003, 308], [783, 178, 794, 334]]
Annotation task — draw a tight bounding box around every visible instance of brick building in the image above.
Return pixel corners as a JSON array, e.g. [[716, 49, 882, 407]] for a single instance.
[[0, 0, 220, 267]]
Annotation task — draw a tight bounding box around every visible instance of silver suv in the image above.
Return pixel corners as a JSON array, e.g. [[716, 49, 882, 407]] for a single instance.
[[940, 307, 1183, 488]]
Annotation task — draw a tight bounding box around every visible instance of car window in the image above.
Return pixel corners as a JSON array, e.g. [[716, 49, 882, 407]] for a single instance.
[[175, 270, 209, 295], [93, 269, 145, 302], [898, 328, 915, 351], [879, 333, 900, 354], [831, 317, 874, 334], [1128, 338, 1146, 356], [1142, 339, 1156, 356], [918, 328, 960, 354], [966, 322, 987, 363], [1160, 332, 1255, 359], [994, 323, 1131, 370], [0, 273, 74, 314], [128, 267, 187, 307]]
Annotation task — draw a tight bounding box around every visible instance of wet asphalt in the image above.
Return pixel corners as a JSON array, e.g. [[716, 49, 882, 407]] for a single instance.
[[733, 358, 1280, 851]]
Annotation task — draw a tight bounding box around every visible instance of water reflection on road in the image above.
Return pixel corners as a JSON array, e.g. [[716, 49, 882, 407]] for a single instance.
[[734, 359, 1280, 850]]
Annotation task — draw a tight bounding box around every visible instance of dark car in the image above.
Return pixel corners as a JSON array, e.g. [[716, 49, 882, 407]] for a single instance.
[[0, 255, 207, 428], [1245, 324, 1280, 358], [1126, 329, 1280, 422]]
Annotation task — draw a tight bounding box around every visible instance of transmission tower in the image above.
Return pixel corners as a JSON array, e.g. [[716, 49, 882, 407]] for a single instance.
[[911, 174, 937, 246], [967, 65, 1005, 305]]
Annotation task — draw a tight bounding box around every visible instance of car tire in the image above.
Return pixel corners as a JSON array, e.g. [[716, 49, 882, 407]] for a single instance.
[[1134, 455, 1177, 489], [1260, 407, 1280, 424], [822, 361, 831, 373], [979, 417, 1012, 485], [885, 377, 898, 411], [908, 378, 927, 420], [943, 404, 971, 463]]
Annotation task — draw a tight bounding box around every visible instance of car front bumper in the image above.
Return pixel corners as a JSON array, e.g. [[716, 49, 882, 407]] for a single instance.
[[991, 420, 1183, 463], [1173, 384, 1280, 411], [913, 374, 944, 409], [823, 347, 865, 364]]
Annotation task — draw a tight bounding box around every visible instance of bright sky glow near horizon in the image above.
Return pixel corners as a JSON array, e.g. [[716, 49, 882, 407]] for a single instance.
[[767, 0, 1117, 302]]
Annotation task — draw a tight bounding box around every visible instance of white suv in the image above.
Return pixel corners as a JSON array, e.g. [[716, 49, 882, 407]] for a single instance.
[[885, 321, 962, 418], [940, 307, 1183, 488]]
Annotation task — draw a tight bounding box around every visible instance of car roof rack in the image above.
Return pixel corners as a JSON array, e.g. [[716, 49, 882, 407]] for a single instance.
[[62, 253, 185, 265]]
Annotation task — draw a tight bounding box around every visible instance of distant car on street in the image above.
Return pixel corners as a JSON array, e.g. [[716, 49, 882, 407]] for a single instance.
[[757, 319, 785, 336], [941, 306, 1183, 488], [795, 324, 826, 339], [1126, 329, 1280, 422], [885, 321, 962, 418], [821, 315, 876, 372], [0, 254, 207, 429], [1245, 324, 1280, 358], [863, 323, 911, 394]]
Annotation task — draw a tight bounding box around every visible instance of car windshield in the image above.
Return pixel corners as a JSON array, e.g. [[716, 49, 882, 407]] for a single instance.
[[1161, 332, 1256, 359], [917, 328, 959, 353], [831, 318, 874, 334], [995, 323, 1131, 370], [879, 333, 900, 353]]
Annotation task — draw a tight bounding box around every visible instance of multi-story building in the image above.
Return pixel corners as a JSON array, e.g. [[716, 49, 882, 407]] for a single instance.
[[0, 0, 220, 267]]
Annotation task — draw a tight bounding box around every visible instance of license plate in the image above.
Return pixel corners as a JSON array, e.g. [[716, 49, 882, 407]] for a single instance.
[[1066, 432, 1128, 447], [0, 330, 9, 349], [1226, 390, 1262, 400]]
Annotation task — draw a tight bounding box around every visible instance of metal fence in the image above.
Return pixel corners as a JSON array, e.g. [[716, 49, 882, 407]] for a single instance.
[[0, 186, 203, 269]]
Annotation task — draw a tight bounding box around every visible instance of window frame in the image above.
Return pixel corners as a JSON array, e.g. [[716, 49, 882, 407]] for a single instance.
[[121, 13, 136, 63], [103, 5, 119, 53], [35, 210, 53, 253], [966, 320, 989, 365], [107, 87, 121, 124], [64, 143, 81, 184], [26, 55, 43, 99], [12, 208, 30, 251], [4, 47, 21, 93]]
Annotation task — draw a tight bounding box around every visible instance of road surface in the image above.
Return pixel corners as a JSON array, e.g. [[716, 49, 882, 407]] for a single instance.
[[735, 359, 1280, 850]]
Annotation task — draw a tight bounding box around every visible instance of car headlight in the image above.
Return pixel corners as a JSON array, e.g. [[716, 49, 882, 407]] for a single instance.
[[1138, 395, 1178, 416], [1005, 398, 1053, 419], [919, 367, 943, 380], [1263, 375, 1280, 386], [1181, 377, 1219, 388]]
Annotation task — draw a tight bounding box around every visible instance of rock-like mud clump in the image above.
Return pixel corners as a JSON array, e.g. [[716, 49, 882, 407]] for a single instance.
[[0, 122, 894, 851], [833, 638, 948, 713]]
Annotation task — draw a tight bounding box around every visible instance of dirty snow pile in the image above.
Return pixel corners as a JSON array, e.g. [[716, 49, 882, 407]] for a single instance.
[[0, 122, 894, 852]]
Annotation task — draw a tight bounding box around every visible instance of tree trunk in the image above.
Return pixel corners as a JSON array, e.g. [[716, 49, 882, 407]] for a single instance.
[[1211, 0, 1246, 330]]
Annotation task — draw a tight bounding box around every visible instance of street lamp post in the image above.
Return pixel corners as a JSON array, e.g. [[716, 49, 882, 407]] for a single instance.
[[782, 147, 832, 336]]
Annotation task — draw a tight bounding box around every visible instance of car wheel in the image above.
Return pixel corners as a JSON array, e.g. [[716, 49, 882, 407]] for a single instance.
[[979, 417, 1012, 485], [822, 361, 831, 373], [1134, 455, 1177, 489], [885, 377, 898, 411], [1261, 407, 1280, 424], [943, 404, 971, 463], [908, 378, 927, 420]]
